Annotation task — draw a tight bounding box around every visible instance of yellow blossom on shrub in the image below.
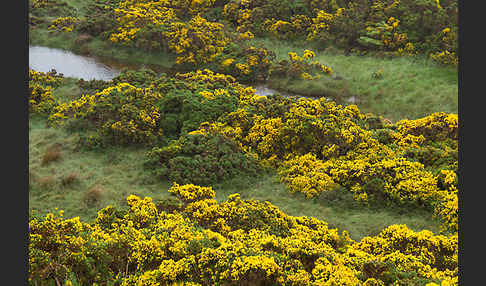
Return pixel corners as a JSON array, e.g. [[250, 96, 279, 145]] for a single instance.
[[168, 182, 216, 203]]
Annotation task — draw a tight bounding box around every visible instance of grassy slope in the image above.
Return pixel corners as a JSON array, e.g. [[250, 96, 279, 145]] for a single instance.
[[29, 80, 442, 241], [254, 37, 458, 122]]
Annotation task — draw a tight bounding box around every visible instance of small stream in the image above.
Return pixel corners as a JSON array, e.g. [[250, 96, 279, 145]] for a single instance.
[[28, 45, 326, 100]]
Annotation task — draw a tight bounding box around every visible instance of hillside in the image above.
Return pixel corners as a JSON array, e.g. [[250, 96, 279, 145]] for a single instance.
[[28, 0, 458, 285]]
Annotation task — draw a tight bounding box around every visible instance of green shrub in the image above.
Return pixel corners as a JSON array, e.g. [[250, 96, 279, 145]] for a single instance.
[[50, 70, 241, 146], [111, 68, 159, 88], [145, 132, 262, 186]]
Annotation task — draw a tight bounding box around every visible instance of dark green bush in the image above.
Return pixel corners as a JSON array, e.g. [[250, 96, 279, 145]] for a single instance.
[[111, 68, 159, 88], [145, 133, 262, 186]]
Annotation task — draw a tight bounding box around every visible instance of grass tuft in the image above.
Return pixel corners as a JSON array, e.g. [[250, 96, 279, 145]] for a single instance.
[[61, 172, 79, 187], [83, 186, 104, 207], [41, 144, 62, 166], [37, 175, 57, 191]]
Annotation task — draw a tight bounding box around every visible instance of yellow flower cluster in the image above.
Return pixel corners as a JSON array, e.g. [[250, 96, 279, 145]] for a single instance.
[[433, 170, 458, 233], [235, 63, 250, 75], [199, 89, 231, 100], [429, 24, 459, 66], [110, 1, 177, 44], [48, 16, 77, 32], [168, 182, 216, 203], [266, 19, 294, 39], [29, 84, 56, 114], [429, 50, 458, 67], [395, 112, 458, 141], [271, 49, 333, 80], [238, 30, 254, 40], [29, 185, 458, 285], [362, 16, 414, 55], [187, 88, 458, 233], [221, 58, 236, 68], [29, 68, 63, 87], [307, 8, 345, 41], [49, 82, 164, 145], [109, 0, 226, 64], [29, 69, 63, 114], [167, 15, 228, 64], [30, 0, 49, 9], [279, 153, 338, 198], [215, 43, 275, 83]]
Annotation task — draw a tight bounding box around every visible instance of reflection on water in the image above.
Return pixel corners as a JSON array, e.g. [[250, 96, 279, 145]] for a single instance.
[[28, 46, 314, 99], [252, 85, 288, 97], [29, 46, 121, 81], [252, 84, 319, 100]]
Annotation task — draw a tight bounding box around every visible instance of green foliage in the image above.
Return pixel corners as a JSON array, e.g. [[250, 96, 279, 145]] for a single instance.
[[76, 0, 120, 38], [111, 68, 159, 88], [50, 70, 240, 147], [76, 78, 112, 94], [155, 87, 239, 141], [29, 0, 76, 19], [145, 133, 262, 186]]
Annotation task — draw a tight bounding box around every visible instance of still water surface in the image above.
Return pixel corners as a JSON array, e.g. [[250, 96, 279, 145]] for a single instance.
[[29, 45, 304, 98], [29, 46, 121, 81]]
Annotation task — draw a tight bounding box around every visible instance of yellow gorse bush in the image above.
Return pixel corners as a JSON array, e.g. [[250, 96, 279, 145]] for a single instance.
[[307, 8, 345, 41], [217, 45, 275, 83], [270, 49, 333, 80], [279, 153, 338, 198], [29, 69, 64, 114], [109, 0, 227, 64], [168, 183, 216, 203], [48, 16, 77, 32], [264, 15, 312, 39], [187, 86, 458, 234], [166, 15, 228, 64], [29, 184, 458, 285], [49, 82, 164, 145]]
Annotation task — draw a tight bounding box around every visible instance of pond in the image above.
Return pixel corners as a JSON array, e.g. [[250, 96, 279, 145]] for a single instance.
[[29, 46, 121, 81], [28, 45, 313, 99]]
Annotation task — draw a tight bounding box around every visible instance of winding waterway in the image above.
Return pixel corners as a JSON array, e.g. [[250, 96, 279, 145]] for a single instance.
[[28, 45, 311, 98]]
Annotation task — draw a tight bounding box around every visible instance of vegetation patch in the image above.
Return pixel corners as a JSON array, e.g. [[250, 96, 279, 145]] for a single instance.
[[29, 187, 457, 286], [28, 0, 459, 284]]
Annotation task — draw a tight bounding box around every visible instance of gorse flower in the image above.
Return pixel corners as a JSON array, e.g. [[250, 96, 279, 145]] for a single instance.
[[29, 187, 458, 285]]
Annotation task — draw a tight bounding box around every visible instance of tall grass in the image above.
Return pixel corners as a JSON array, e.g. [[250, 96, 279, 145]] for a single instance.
[[253, 37, 458, 121], [30, 115, 174, 221]]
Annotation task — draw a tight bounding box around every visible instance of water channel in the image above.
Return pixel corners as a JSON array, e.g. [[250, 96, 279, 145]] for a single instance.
[[29, 45, 302, 98]]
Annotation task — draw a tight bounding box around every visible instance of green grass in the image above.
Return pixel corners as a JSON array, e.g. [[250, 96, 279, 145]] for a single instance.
[[29, 112, 442, 241], [212, 175, 441, 241], [252, 37, 458, 122], [29, 115, 174, 221]]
